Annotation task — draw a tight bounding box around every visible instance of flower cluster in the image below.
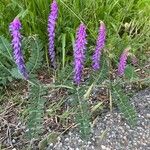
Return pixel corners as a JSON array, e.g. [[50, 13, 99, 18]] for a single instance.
[[47, 0, 58, 68], [118, 48, 130, 76], [73, 23, 87, 85], [9, 18, 28, 79], [8, 1, 132, 84], [92, 21, 106, 70]]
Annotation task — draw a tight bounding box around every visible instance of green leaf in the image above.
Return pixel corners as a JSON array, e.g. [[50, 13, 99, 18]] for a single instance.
[[112, 84, 137, 126], [10, 68, 24, 79], [26, 84, 46, 139], [125, 65, 138, 80], [62, 33, 66, 69], [25, 36, 44, 74], [75, 87, 91, 139], [0, 36, 13, 60]]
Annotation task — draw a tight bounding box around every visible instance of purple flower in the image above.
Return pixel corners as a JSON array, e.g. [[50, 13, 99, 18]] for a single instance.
[[118, 48, 130, 76], [73, 23, 87, 85], [92, 21, 106, 70], [48, 0, 58, 68], [9, 18, 28, 80]]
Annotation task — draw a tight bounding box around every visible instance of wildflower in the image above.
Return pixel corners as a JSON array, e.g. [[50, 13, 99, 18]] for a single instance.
[[48, 0, 58, 68], [118, 47, 130, 76], [73, 23, 87, 85], [92, 21, 106, 70], [9, 18, 28, 79]]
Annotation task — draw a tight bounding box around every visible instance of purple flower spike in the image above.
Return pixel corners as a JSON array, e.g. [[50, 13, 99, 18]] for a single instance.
[[9, 18, 28, 80], [48, 0, 58, 68], [92, 21, 106, 70], [73, 23, 87, 85], [118, 48, 130, 76]]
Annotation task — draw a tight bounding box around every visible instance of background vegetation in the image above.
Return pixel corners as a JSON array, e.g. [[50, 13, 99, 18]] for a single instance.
[[0, 0, 150, 66]]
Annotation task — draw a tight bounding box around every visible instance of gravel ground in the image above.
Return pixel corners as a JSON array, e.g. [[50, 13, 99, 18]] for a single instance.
[[47, 89, 150, 150]]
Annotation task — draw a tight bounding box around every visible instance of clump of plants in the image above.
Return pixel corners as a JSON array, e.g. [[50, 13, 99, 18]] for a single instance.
[[0, 0, 149, 143]]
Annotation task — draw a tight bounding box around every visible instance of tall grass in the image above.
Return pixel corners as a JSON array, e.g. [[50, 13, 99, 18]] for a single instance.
[[0, 0, 149, 66]]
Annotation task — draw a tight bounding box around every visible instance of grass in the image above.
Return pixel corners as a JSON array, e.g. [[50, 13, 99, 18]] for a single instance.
[[0, 0, 149, 67]]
